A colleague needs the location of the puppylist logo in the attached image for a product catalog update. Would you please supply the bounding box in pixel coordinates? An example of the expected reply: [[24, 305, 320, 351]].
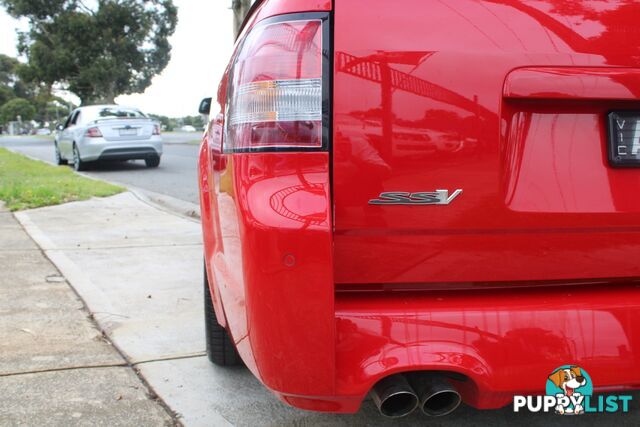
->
[[513, 365, 633, 415]]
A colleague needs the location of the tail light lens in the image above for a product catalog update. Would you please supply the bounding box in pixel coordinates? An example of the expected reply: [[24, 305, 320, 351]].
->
[[85, 127, 103, 138], [153, 124, 161, 135], [225, 14, 329, 152]]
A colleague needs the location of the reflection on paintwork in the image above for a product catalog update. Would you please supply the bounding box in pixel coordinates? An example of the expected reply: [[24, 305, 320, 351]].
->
[[504, 111, 618, 213], [333, 0, 640, 286], [234, 155, 329, 230]]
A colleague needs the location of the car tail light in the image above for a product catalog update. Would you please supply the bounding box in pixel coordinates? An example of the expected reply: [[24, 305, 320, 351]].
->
[[225, 13, 330, 152], [153, 124, 161, 135], [85, 127, 103, 138]]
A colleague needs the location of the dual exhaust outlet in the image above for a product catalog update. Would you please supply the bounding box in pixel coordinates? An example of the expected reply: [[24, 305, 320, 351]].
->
[[371, 373, 462, 418]]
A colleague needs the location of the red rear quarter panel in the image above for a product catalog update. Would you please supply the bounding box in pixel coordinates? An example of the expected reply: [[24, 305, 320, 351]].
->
[[199, 0, 336, 397]]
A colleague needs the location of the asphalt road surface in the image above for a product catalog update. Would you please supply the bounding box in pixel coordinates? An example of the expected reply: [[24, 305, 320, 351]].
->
[[0, 135, 201, 204]]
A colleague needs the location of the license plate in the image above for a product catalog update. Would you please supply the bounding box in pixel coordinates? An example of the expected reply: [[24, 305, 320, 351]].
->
[[118, 128, 138, 136], [608, 111, 640, 167]]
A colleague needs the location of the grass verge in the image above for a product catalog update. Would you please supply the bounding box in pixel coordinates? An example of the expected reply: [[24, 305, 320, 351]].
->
[[0, 148, 124, 211]]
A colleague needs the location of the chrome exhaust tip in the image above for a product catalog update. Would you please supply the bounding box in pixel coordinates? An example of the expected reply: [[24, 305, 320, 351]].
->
[[408, 373, 462, 416], [371, 374, 419, 418]]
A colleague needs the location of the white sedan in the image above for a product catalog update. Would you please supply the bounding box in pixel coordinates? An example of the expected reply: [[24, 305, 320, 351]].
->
[[55, 105, 163, 171]]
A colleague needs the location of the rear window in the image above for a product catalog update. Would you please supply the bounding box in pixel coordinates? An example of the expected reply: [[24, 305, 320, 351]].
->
[[82, 107, 147, 123], [96, 107, 146, 119]]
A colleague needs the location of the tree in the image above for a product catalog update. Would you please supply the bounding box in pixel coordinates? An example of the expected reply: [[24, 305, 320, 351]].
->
[[2, 0, 178, 105], [0, 86, 13, 106], [0, 98, 36, 124], [0, 54, 19, 86], [0, 54, 21, 106], [0, 53, 72, 126]]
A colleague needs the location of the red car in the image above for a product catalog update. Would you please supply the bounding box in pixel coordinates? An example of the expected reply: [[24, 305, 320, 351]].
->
[[198, 0, 640, 418]]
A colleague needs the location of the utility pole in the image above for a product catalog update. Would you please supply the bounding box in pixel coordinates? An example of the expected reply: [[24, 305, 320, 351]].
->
[[231, 0, 253, 38]]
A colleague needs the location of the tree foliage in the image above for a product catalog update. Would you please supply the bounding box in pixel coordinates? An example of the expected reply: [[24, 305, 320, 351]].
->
[[0, 54, 20, 86], [0, 54, 31, 112], [0, 98, 36, 123], [2, 0, 178, 105], [0, 53, 77, 129], [0, 86, 13, 106], [0, 54, 31, 100]]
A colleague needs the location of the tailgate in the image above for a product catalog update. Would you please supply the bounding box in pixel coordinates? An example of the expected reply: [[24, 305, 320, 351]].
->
[[332, 0, 640, 287]]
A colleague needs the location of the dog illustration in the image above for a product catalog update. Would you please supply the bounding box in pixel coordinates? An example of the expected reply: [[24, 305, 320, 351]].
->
[[548, 366, 587, 414]]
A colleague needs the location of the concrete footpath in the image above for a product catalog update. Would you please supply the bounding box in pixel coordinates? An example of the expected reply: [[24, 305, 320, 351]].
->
[[0, 202, 174, 426], [10, 193, 640, 427]]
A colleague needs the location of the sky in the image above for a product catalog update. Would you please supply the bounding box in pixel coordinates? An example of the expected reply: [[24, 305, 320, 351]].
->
[[0, 1, 236, 118]]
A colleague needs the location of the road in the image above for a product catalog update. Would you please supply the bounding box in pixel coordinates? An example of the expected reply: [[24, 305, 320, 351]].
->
[[0, 134, 201, 204]]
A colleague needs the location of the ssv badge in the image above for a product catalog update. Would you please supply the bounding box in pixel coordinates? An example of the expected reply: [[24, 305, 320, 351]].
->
[[369, 189, 463, 205]]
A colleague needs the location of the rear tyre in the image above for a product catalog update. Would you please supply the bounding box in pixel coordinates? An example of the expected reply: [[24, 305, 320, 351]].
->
[[204, 262, 242, 366], [54, 143, 67, 165], [145, 155, 161, 168], [72, 143, 88, 171]]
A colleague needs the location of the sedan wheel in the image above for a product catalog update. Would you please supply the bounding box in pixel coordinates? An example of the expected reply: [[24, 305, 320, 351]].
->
[[145, 155, 161, 168], [73, 144, 88, 171]]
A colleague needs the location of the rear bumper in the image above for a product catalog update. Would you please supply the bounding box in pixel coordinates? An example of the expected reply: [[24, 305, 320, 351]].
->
[[97, 147, 161, 161], [78, 136, 162, 161], [260, 283, 640, 413], [331, 284, 640, 411]]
